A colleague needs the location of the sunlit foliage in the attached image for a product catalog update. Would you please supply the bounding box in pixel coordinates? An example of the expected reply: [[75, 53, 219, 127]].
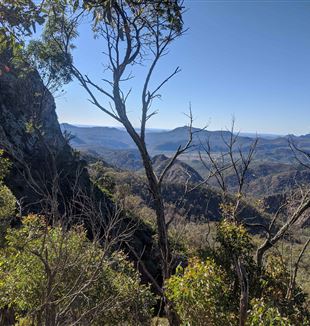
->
[[0, 215, 155, 325], [166, 258, 234, 326]]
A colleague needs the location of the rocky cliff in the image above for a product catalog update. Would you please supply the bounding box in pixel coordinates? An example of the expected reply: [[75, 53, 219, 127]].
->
[[0, 64, 99, 216]]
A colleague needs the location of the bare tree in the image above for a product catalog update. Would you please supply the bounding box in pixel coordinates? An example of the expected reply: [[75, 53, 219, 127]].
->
[[199, 120, 258, 220], [255, 139, 310, 270], [256, 187, 310, 269], [43, 2, 192, 323], [286, 235, 310, 300], [198, 121, 258, 326]]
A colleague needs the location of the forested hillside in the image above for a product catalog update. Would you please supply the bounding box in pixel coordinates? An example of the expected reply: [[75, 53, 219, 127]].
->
[[0, 1, 309, 325]]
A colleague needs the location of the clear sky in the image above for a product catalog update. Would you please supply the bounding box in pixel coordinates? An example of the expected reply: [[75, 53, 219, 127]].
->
[[55, 0, 310, 135]]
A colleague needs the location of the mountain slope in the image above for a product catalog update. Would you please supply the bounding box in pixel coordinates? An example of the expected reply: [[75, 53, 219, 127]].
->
[[61, 123, 134, 149], [151, 154, 203, 184]]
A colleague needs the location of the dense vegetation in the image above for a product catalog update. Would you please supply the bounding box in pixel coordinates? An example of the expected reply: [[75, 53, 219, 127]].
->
[[1, 153, 309, 325]]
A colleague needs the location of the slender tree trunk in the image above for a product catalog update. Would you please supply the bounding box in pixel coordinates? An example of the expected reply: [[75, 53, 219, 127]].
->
[[0, 307, 15, 325], [120, 122, 179, 324], [45, 303, 57, 326], [286, 237, 310, 300], [151, 188, 171, 278], [122, 121, 171, 279], [234, 256, 249, 326]]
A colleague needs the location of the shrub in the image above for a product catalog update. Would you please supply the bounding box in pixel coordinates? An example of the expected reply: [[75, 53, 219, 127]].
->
[[0, 184, 16, 220], [165, 257, 235, 325], [0, 151, 16, 247], [0, 150, 15, 220], [0, 215, 155, 325], [248, 298, 290, 326], [0, 150, 11, 182], [259, 255, 310, 324], [216, 218, 253, 257]]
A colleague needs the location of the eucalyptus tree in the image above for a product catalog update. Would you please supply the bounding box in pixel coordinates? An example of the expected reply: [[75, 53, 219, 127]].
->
[[52, 3, 189, 323]]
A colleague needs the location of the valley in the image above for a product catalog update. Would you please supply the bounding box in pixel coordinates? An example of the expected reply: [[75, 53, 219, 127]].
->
[[62, 123, 310, 198]]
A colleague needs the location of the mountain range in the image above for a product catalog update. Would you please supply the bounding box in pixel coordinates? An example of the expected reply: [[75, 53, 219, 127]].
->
[[61, 123, 310, 163]]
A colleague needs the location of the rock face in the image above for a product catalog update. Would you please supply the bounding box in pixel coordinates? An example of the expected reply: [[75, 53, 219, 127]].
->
[[0, 66, 97, 214], [0, 73, 65, 152]]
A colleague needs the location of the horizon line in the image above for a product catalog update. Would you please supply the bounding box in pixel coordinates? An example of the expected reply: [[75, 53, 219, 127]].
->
[[60, 122, 306, 137]]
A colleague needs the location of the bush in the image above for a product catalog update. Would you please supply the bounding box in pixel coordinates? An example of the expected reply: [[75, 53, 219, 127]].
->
[[248, 298, 290, 326], [259, 255, 310, 324], [0, 150, 15, 220], [165, 257, 235, 325], [0, 150, 11, 183], [0, 184, 16, 219], [0, 215, 155, 325], [0, 151, 16, 247], [216, 218, 253, 257]]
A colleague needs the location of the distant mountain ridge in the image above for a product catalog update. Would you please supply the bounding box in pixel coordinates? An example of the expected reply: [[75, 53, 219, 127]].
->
[[61, 123, 310, 164]]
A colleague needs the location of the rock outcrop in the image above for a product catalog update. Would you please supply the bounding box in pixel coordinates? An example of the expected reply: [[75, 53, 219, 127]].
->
[[0, 65, 102, 215]]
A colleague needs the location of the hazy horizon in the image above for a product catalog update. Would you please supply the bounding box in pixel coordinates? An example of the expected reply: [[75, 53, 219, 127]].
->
[[61, 122, 310, 137]]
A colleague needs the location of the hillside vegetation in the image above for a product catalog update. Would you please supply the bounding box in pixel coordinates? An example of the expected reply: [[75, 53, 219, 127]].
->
[[0, 1, 309, 325]]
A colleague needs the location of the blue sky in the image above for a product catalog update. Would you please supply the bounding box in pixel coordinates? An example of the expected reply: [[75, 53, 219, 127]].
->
[[56, 0, 310, 135]]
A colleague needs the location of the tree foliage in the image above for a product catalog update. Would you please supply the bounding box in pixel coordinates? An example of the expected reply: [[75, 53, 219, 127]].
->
[[166, 258, 234, 326], [247, 298, 290, 326], [25, 18, 77, 93], [0, 0, 45, 50]]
